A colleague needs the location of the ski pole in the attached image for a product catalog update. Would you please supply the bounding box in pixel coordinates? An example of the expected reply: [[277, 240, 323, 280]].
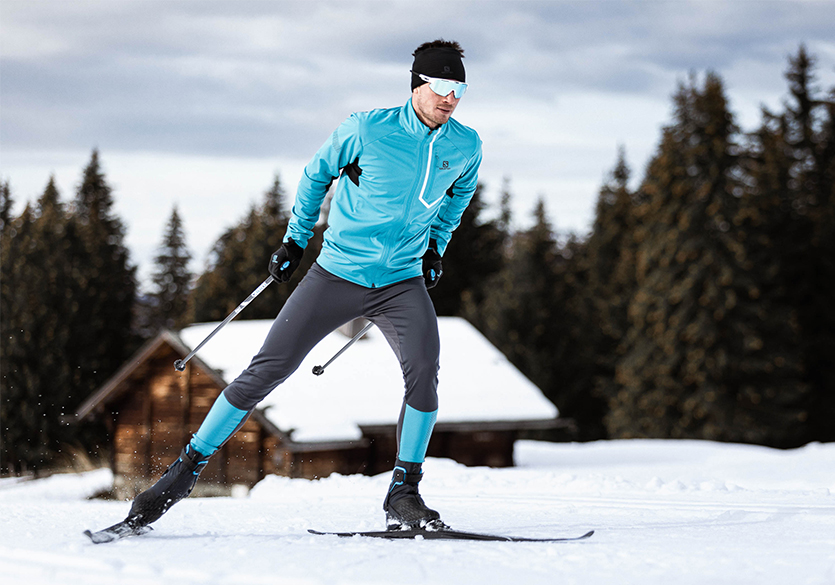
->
[[312, 321, 374, 376], [174, 276, 275, 371]]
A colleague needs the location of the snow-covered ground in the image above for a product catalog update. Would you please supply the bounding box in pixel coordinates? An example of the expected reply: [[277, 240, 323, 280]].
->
[[1, 439, 834, 585]]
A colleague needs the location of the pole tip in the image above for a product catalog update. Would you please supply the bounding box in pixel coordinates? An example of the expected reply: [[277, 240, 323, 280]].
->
[[174, 359, 186, 372], [312, 365, 324, 376]]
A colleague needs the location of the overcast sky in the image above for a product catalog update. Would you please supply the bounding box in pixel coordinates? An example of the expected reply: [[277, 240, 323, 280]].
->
[[2, 0, 834, 289]]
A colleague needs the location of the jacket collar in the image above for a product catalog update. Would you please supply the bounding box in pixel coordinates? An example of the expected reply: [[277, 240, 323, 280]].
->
[[401, 98, 447, 140]]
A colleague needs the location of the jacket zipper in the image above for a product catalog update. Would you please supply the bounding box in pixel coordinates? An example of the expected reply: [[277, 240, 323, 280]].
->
[[374, 129, 439, 286], [418, 131, 442, 208]]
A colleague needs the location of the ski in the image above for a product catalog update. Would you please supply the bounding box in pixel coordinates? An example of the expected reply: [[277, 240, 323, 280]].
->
[[84, 520, 152, 544], [308, 527, 594, 542]]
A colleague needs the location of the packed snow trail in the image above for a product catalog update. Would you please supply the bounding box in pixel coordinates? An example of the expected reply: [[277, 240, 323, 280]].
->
[[2, 440, 834, 585]]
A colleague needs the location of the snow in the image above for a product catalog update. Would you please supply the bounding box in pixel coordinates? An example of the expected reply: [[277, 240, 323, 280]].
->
[[2, 439, 834, 585], [179, 317, 558, 442]]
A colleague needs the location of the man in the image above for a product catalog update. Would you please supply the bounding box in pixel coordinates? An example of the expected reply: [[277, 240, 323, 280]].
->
[[125, 39, 481, 532]]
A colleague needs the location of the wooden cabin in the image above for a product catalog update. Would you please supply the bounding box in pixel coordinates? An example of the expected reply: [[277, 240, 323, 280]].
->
[[76, 318, 565, 497]]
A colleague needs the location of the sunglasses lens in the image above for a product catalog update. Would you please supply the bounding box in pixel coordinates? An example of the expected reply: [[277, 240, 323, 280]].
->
[[429, 79, 467, 99]]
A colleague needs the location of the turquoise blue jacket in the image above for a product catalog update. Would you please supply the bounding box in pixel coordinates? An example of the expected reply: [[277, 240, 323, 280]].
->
[[285, 99, 483, 288]]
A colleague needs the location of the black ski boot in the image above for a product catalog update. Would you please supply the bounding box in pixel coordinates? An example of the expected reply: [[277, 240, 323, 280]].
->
[[383, 462, 446, 531], [125, 444, 209, 528]]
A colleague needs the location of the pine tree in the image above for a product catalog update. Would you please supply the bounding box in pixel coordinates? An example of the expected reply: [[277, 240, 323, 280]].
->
[[245, 174, 307, 318], [0, 190, 36, 473], [582, 150, 641, 434], [585, 150, 637, 372], [190, 175, 322, 323], [782, 48, 835, 443], [0, 180, 12, 230], [463, 178, 514, 333], [189, 208, 254, 323], [497, 177, 513, 239], [608, 73, 810, 446], [65, 151, 137, 439], [472, 199, 601, 437], [742, 47, 835, 443], [2, 209, 30, 472], [150, 205, 193, 331], [1, 179, 91, 472], [475, 200, 559, 387]]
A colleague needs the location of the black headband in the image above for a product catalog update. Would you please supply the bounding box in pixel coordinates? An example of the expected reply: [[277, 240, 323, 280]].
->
[[411, 47, 466, 90]]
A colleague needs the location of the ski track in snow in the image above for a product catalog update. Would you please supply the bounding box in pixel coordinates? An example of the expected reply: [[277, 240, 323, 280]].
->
[[2, 440, 835, 585]]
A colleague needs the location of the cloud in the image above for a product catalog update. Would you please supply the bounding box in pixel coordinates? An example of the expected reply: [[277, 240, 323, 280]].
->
[[4, 1, 834, 159], [2, 0, 835, 286]]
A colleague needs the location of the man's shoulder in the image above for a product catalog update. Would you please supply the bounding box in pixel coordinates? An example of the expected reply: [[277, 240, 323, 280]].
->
[[443, 117, 482, 155], [347, 105, 403, 142], [352, 105, 402, 126], [445, 117, 480, 140]]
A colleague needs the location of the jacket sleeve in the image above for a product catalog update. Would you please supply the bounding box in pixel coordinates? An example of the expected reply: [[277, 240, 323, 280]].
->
[[429, 136, 483, 255], [285, 114, 363, 248]]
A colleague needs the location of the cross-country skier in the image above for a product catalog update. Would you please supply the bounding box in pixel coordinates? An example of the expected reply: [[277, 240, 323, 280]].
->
[[124, 39, 481, 532]]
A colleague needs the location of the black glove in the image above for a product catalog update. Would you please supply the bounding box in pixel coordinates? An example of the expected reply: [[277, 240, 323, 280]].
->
[[422, 240, 443, 289], [268, 239, 304, 283]]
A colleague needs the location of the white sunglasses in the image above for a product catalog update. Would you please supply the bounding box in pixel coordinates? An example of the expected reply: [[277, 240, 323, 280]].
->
[[413, 72, 468, 99]]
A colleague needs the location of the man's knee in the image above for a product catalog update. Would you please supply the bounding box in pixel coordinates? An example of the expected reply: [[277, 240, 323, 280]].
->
[[403, 356, 439, 412], [224, 356, 297, 409]]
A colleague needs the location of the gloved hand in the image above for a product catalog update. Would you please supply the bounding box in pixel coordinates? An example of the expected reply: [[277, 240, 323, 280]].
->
[[422, 240, 443, 289], [268, 239, 304, 283]]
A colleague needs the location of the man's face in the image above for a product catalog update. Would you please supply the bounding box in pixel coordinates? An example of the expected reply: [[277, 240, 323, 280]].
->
[[412, 82, 461, 129]]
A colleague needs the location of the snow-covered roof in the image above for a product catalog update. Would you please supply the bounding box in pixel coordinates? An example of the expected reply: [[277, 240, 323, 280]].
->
[[179, 317, 558, 443]]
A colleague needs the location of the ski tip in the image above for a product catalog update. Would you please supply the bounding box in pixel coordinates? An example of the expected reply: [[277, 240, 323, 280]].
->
[[84, 523, 153, 544], [84, 529, 115, 544]]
